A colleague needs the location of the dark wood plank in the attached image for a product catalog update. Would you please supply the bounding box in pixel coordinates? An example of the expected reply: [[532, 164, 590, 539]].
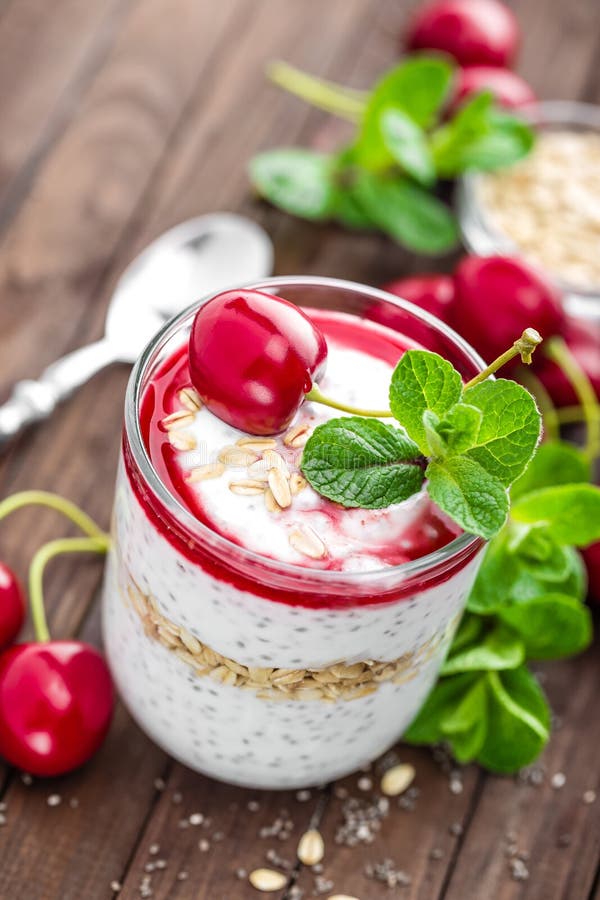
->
[[0, 0, 136, 232], [442, 641, 600, 900], [293, 749, 480, 900], [117, 769, 322, 900]]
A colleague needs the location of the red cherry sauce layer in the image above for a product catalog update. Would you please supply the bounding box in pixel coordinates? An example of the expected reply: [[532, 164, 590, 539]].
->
[[125, 310, 482, 608]]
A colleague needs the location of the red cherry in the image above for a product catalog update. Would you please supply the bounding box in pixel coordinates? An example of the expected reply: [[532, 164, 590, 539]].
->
[[382, 274, 455, 323], [451, 256, 565, 364], [189, 289, 328, 435], [453, 65, 536, 110], [582, 542, 600, 605], [533, 319, 600, 407], [0, 641, 114, 776], [0, 563, 25, 649], [405, 0, 519, 68]]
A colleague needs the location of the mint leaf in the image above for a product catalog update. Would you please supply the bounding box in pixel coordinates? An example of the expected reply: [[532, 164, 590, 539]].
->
[[440, 678, 488, 762], [300, 417, 423, 509], [423, 402, 483, 457], [389, 350, 462, 453], [332, 188, 374, 230], [512, 484, 600, 546], [479, 668, 550, 773], [351, 171, 459, 255], [442, 623, 524, 675], [379, 107, 435, 186], [249, 149, 336, 220], [498, 593, 592, 660], [510, 544, 586, 604], [403, 672, 477, 744], [462, 379, 541, 486], [468, 525, 587, 614], [510, 440, 591, 500], [512, 527, 574, 583], [449, 612, 485, 654], [431, 92, 535, 177], [355, 57, 454, 168], [426, 457, 509, 539]]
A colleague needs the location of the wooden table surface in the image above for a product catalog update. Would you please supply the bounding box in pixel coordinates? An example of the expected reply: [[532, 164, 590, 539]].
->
[[0, 1, 598, 898]]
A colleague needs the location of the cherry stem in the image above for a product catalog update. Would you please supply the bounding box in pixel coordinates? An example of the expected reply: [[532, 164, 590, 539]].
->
[[29, 536, 110, 643], [305, 383, 393, 418], [517, 366, 560, 443], [555, 404, 600, 426], [0, 490, 106, 539], [463, 328, 543, 391], [267, 60, 366, 122], [544, 336, 600, 461]]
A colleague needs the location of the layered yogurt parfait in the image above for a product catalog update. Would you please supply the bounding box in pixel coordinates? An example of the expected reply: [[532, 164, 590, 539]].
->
[[102, 276, 487, 789]]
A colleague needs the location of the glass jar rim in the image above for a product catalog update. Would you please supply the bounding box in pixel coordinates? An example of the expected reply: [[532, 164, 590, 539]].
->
[[459, 99, 600, 301], [124, 275, 487, 592]]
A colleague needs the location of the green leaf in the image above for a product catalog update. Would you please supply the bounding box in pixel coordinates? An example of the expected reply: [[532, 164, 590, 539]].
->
[[389, 350, 462, 453], [355, 57, 454, 168], [300, 417, 423, 509], [468, 525, 587, 615], [403, 672, 477, 744], [449, 612, 486, 654], [512, 527, 574, 583], [426, 457, 509, 539], [424, 402, 483, 458], [510, 545, 587, 604], [498, 593, 593, 660], [332, 187, 374, 230], [351, 170, 459, 255], [440, 678, 488, 762], [462, 379, 541, 487], [442, 623, 525, 675], [467, 528, 517, 613], [512, 484, 600, 547], [249, 149, 336, 220], [510, 440, 591, 501], [431, 92, 535, 177], [379, 107, 435, 186], [478, 668, 550, 773]]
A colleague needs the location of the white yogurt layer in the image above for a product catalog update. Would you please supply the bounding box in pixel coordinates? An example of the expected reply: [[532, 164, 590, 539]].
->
[[102, 456, 483, 788], [167, 330, 451, 572]]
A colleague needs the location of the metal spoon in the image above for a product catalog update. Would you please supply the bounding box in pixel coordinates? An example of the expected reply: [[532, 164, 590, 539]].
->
[[0, 213, 274, 444]]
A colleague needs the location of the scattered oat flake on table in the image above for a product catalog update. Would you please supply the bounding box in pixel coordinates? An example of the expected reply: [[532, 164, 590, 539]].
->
[[249, 868, 288, 891], [297, 828, 325, 866], [380, 763, 416, 797]]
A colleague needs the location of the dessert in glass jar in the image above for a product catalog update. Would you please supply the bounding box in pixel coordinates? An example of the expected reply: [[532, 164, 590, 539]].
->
[[102, 276, 486, 789]]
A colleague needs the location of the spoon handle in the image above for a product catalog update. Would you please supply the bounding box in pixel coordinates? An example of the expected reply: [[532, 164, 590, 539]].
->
[[0, 339, 117, 445]]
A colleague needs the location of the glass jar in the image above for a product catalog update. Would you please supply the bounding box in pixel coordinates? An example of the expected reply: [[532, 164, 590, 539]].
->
[[458, 100, 600, 323], [102, 276, 486, 789]]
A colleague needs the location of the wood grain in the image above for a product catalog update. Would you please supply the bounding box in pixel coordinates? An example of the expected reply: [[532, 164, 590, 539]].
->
[[0, 0, 599, 898]]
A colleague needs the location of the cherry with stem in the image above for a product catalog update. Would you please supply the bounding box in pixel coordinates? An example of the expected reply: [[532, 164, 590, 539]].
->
[[0, 492, 114, 776]]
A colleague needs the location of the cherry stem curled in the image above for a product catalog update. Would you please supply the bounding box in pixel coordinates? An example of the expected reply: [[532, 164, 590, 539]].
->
[[306, 329, 543, 420], [29, 536, 110, 643], [544, 336, 600, 461], [0, 491, 110, 642]]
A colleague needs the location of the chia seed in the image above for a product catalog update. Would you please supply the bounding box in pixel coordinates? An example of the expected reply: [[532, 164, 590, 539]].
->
[[366, 858, 412, 888], [509, 858, 530, 881]]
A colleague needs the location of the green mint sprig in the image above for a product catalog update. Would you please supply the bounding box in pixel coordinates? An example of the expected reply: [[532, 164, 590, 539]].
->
[[249, 56, 535, 255], [405, 440, 599, 773], [301, 330, 543, 541]]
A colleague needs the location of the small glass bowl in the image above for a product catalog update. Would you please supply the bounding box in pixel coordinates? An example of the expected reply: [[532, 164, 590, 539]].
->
[[457, 100, 600, 322]]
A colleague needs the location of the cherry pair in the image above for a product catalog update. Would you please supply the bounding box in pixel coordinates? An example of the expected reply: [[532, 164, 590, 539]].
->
[[0, 493, 113, 777]]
